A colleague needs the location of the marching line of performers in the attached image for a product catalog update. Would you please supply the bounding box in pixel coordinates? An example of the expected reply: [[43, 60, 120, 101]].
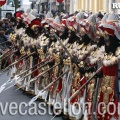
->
[[0, 8, 120, 120]]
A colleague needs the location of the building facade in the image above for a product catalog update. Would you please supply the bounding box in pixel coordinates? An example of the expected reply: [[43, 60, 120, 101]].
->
[[74, 0, 120, 14], [30, 0, 66, 14], [29, 0, 120, 14], [64, 0, 70, 12]]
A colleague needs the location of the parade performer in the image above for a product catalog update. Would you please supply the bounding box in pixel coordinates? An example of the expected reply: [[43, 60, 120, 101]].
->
[[95, 13, 120, 120]]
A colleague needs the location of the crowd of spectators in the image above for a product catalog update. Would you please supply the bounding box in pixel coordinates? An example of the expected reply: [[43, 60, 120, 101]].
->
[[0, 18, 14, 55]]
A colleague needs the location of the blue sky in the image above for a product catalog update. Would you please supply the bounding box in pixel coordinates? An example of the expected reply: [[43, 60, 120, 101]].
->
[[23, 0, 31, 5]]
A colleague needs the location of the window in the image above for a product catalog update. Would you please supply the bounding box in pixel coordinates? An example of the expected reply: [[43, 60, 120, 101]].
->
[[7, 0, 15, 7]]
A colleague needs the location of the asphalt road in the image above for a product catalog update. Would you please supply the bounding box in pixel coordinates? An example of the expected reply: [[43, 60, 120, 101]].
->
[[0, 71, 120, 120], [0, 71, 62, 120]]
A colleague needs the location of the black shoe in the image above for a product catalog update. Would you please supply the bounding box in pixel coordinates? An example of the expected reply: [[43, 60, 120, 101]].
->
[[79, 115, 84, 120], [22, 91, 27, 95], [37, 98, 45, 102], [27, 93, 34, 98], [28, 95, 34, 98], [20, 88, 24, 91], [52, 111, 63, 117], [62, 115, 70, 120]]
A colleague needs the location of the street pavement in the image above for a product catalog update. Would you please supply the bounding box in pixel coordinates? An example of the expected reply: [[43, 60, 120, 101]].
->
[[0, 71, 120, 120], [0, 71, 62, 120]]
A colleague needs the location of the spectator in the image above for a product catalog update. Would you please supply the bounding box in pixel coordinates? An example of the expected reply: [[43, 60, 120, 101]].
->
[[2, 18, 10, 31], [97, 11, 103, 20], [0, 28, 11, 51], [0, 20, 5, 30], [5, 18, 15, 36], [0, 28, 8, 51], [9, 17, 17, 28]]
